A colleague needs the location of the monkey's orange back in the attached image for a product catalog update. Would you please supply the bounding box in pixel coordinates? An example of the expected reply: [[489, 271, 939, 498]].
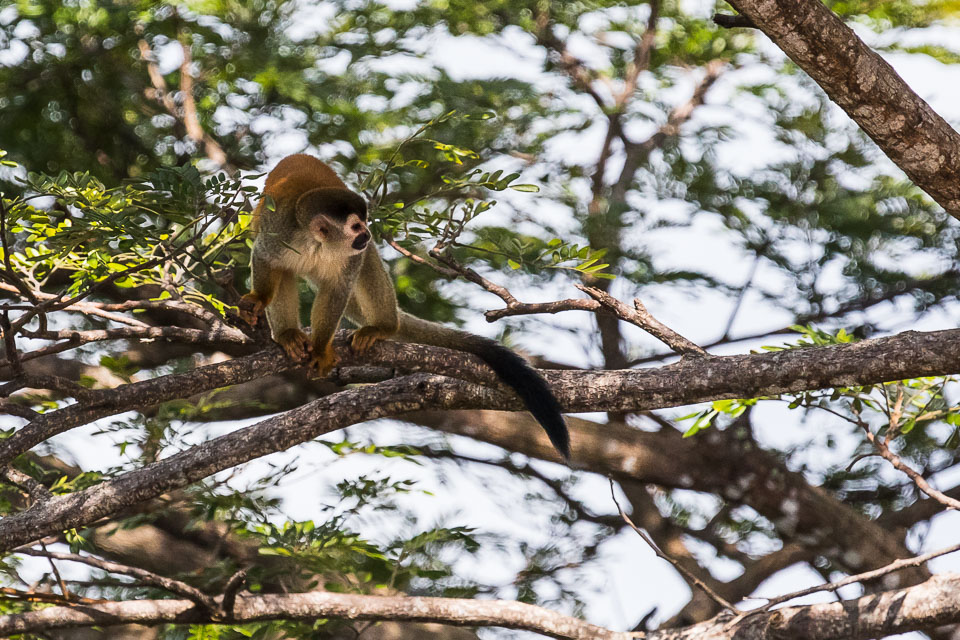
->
[[251, 154, 347, 233]]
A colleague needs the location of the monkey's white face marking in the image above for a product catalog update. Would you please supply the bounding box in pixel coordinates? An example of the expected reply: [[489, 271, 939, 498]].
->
[[305, 213, 369, 254], [271, 211, 370, 283], [343, 213, 370, 254]]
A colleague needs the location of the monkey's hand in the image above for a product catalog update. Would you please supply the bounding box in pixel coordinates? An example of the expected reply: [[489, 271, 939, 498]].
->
[[349, 326, 394, 354], [308, 341, 339, 377], [238, 293, 267, 326], [276, 328, 311, 362]]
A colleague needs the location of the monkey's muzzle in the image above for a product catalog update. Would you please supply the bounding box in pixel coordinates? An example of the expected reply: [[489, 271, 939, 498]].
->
[[351, 231, 371, 251]]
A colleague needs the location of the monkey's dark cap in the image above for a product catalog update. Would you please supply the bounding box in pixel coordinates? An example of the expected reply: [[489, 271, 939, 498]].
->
[[297, 187, 367, 221]]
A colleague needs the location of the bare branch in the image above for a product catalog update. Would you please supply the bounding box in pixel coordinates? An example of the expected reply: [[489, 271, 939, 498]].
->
[[220, 569, 247, 618], [385, 237, 459, 278], [737, 540, 960, 619], [484, 297, 601, 321], [861, 423, 960, 511], [20, 324, 248, 348], [0, 467, 50, 504], [576, 285, 707, 356], [5, 574, 960, 640], [430, 249, 519, 306], [17, 547, 220, 613], [0, 590, 638, 639], [610, 479, 737, 612]]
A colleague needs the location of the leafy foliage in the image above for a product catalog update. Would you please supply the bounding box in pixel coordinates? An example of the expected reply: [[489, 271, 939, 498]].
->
[[1, 0, 959, 635]]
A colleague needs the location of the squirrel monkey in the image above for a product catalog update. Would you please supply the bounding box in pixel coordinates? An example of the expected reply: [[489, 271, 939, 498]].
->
[[240, 154, 570, 458]]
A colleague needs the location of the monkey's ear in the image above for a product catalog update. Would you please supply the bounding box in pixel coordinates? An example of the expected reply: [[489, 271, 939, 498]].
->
[[309, 216, 331, 239]]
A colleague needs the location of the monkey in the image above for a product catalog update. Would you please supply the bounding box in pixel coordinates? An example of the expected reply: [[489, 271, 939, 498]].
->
[[239, 154, 570, 458]]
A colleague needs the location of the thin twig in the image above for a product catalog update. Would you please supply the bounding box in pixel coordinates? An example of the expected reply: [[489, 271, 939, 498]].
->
[[385, 237, 458, 278], [609, 478, 736, 612], [0, 585, 103, 605], [720, 253, 761, 340], [484, 297, 601, 322], [430, 250, 519, 307], [39, 541, 70, 602], [578, 285, 707, 357], [17, 547, 220, 613], [732, 540, 960, 622], [861, 425, 960, 510]]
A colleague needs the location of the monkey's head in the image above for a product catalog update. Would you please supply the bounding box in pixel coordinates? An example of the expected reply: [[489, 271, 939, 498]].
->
[[296, 187, 370, 253]]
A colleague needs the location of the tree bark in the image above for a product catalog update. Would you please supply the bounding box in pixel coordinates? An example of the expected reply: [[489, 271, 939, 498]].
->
[[4, 573, 960, 640], [727, 0, 960, 216]]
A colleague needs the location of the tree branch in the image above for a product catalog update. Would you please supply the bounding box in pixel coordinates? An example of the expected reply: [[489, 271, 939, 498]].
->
[[5, 327, 960, 552], [0, 590, 636, 639], [576, 285, 707, 356], [726, 0, 960, 216], [4, 574, 960, 640], [17, 547, 220, 614]]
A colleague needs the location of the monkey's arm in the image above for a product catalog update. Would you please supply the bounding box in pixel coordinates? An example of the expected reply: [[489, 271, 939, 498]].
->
[[309, 276, 354, 375], [344, 245, 400, 353]]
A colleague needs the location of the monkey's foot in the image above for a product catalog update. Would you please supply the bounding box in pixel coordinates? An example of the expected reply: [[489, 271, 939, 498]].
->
[[349, 326, 393, 354], [308, 343, 339, 377], [238, 293, 266, 326], [276, 328, 310, 362]]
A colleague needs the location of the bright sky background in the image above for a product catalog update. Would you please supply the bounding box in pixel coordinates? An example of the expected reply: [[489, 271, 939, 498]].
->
[[4, 2, 960, 637]]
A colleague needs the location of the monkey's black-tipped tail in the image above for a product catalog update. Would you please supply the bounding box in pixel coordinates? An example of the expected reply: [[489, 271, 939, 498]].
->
[[462, 336, 570, 458], [397, 313, 570, 459]]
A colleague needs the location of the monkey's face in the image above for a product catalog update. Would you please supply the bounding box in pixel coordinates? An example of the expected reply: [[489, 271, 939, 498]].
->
[[308, 213, 370, 253], [296, 187, 370, 253]]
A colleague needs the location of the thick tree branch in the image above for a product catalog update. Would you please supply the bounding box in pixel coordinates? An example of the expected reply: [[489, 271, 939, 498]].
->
[[7, 326, 960, 466], [726, 0, 960, 216], [410, 411, 920, 581], [4, 327, 960, 552], [5, 573, 960, 640], [0, 374, 491, 551], [0, 590, 634, 639]]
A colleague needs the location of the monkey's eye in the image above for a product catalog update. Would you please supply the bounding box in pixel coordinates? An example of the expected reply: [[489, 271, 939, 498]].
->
[[351, 223, 363, 232]]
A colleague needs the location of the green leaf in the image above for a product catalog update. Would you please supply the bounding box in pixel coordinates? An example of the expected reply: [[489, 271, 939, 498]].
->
[[946, 426, 960, 449]]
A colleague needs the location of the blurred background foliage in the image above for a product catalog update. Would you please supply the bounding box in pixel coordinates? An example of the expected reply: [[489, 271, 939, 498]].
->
[[2, 0, 960, 637]]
